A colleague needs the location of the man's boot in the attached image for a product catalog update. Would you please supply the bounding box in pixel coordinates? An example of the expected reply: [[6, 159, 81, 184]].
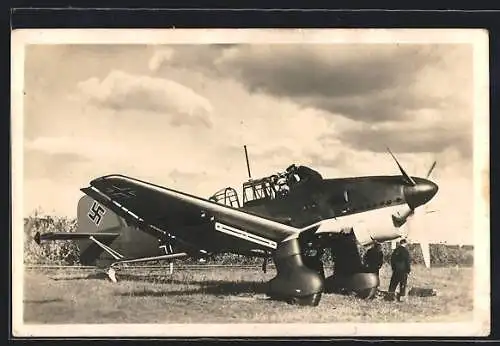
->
[[385, 292, 396, 301]]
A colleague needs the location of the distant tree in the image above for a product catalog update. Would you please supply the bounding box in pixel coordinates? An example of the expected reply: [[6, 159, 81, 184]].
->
[[24, 210, 80, 265]]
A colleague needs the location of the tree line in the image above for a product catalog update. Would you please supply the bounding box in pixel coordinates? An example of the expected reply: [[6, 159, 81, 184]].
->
[[23, 213, 473, 267]]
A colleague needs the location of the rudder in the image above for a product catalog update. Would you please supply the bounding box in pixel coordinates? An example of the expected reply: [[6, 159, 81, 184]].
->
[[76, 195, 127, 266]]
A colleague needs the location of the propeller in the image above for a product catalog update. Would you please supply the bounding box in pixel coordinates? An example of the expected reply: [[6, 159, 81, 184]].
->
[[386, 148, 439, 269], [425, 161, 437, 179], [387, 147, 416, 186], [403, 207, 432, 268], [387, 148, 438, 222]]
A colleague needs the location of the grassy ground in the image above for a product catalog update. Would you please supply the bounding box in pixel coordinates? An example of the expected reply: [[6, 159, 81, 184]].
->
[[23, 264, 473, 324]]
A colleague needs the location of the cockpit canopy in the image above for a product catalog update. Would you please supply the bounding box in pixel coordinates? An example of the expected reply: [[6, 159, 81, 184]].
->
[[209, 187, 241, 208], [242, 164, 322, 206], [208, 164, 323, 208]]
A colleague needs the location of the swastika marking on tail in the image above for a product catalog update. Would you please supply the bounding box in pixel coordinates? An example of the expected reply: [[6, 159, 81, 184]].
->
[[88, 201, 106, 226]]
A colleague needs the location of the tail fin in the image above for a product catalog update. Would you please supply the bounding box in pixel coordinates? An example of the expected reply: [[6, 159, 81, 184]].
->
[[76, 195, 166, 266], [77, 195, 125, 234], [76, 195, 128, 266], [34, 195, 175, 268]]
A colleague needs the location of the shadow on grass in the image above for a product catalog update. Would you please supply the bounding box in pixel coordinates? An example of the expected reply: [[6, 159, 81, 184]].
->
[[49, 272, 111, 281], [49, 272, 269, 285], [24, 299, 64, 304], [48, 272, 273, 299], [116, 279, 270, 298]]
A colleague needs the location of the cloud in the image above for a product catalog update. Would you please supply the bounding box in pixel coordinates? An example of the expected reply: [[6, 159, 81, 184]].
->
[[148, 48, 174, 72], [25, 136, 118, 161], [330, 110, 472, 159], [77, 70, 214, 128], [23, 137, 130, 186], [22, 132, 228, 195], [215, 45, 425, 97], [149, 44, 473, 160], [24, 148, 90, 181], [148, 45, 232, 76], [306, 151, 350, 171], [214, 44, 472, 121]]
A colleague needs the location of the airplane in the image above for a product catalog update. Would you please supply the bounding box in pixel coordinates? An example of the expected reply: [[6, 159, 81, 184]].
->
[[34, 146, 438, 306]]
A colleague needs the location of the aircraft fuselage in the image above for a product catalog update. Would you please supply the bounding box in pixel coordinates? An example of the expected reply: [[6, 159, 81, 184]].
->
[[240, 174, 437, 241]]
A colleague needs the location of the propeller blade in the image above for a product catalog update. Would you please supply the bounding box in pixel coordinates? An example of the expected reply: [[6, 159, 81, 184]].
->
[[403, 207, 432, 268], [387, 147, 416, 186], [426, 161, 437, 179], [421, 242, 431, 269]]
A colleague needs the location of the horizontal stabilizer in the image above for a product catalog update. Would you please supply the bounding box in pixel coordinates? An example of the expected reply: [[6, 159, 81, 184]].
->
[[34, 231, 120, 245]]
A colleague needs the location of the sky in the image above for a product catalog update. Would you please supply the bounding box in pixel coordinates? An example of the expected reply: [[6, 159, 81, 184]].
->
[[22, 42, 478, 244]]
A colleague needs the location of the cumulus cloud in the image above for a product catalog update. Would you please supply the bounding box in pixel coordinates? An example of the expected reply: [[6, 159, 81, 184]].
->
[[331, 111, 472, 158], [151, 44, 473, 159], [212, 44, 470, 119], [148, 45, 232, 76], [148, 48, 174, 72], [78, 70, 214, 128], [215, 45, 424, 98]]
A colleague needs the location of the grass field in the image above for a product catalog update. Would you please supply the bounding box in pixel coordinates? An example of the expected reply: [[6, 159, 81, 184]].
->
[[23, 264, 473, 324]]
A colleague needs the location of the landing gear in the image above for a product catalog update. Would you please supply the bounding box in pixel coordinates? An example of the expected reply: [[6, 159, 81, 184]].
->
[[287, 293, 323, 306], [324, 272, 379, 299], [354, 287, 378, 300], [106, 267, 118, 283], [267, 237, 324, 306], [324, 231, 380, 299]]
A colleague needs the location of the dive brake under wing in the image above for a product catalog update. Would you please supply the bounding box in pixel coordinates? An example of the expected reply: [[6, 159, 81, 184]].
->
[[80, 175, 313, 251]]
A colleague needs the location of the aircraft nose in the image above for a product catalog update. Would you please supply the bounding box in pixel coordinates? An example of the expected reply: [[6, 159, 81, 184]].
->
[[403, 179, 439, 209]]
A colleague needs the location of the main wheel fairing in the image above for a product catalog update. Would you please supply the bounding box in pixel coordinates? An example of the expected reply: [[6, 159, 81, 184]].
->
[[267, 237, 324, 306]]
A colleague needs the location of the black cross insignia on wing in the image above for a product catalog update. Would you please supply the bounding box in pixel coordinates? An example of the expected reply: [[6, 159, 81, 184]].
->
[[105, 185, 137, 199]]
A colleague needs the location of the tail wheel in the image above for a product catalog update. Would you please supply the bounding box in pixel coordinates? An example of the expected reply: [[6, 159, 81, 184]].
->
[[354, 287, 377, 300]]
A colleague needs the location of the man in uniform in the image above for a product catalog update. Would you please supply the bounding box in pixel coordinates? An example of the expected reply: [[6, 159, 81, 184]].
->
[[363, 241, 384, 276], [388, 239, 412, 302]]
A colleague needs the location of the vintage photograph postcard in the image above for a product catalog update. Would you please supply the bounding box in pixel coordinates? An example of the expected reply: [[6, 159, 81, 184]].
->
[[11, 28, 490, 337]]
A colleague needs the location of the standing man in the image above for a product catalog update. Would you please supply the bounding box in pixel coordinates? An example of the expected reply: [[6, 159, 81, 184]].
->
[[388, 239, 412, 302], [363, 241, 384, 276]]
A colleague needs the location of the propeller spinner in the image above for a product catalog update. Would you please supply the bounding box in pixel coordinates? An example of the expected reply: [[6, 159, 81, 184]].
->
[[387, 148, 439, 211]]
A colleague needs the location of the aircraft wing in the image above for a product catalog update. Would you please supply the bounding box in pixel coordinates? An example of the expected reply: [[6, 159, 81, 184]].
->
[[81, 174, 305, 250]]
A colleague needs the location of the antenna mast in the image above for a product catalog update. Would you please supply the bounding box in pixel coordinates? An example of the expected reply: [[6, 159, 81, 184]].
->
[[244, 145, 252, 179]]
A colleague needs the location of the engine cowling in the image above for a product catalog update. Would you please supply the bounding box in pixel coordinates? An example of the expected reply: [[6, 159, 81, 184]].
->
[[350, 222, 373, 246], [350, 209, 404, 245], [315, 205, 407, 246]]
